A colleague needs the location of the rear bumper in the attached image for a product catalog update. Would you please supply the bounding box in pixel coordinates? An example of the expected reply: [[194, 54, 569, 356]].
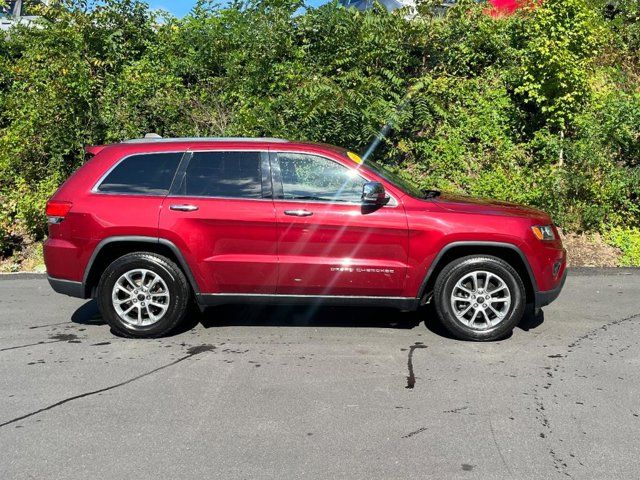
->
[[47, 276, 87, 299], [43, 237, 88, 282], [534, 268, 567, 309]]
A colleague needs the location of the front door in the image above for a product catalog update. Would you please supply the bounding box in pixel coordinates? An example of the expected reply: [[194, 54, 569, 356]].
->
[[159, 150, 278, 294], [272, 152, 409, 297]]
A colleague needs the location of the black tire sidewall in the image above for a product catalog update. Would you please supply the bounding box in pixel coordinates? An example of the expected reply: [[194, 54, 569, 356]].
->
[[434, 256, 525, 341], [97, 253, 190, 338]]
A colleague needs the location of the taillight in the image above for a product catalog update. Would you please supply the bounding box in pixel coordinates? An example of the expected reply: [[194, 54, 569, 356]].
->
[[46, 201, 72, 224]]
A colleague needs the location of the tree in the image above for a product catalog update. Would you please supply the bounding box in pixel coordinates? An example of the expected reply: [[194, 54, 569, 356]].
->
[[514, 0, 606, 165]]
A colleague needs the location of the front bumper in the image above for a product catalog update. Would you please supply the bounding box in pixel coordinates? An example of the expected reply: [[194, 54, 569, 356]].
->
[[47, 276, 87, 299], [534, 267, 567, 308]]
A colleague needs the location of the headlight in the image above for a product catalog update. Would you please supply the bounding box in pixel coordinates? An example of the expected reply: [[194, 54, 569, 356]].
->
[[531, 225, 556, 241]]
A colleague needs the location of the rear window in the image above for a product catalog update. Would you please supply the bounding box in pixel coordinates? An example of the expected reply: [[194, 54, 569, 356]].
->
[[97, 153, 183, 195], [177, 151, 263, 199]]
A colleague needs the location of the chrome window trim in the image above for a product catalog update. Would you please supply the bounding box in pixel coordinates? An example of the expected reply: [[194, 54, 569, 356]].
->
[[271, 150, 399, 208], [166, 194, 274, 202], [270, 197, 398, 208], [89, 191, 170, 198], [168, 149, 268, 201], [90, 147, 400, 208], [185, 148, 269, 153]]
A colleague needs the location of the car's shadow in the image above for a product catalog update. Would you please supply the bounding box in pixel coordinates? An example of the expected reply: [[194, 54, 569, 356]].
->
[[71, 299, 105, 325], [71, 299, 544, 340], [198, 304, 422, 330]]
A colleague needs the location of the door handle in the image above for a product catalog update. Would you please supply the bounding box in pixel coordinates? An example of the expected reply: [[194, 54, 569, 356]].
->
[[284, 209, 313, 217], [170, 204, 199, 212]]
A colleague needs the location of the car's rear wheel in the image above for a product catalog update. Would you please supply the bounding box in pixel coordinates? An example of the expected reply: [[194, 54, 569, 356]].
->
[[433, 255, 526, 341], [96, 252, 190, 338]]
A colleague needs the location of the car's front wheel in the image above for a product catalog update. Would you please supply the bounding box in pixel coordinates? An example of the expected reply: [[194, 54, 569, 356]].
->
[[433, 255, 526, 341], [96, 252, 191, 338]]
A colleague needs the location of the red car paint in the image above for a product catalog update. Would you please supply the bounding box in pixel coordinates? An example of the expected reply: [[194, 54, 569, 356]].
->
[[44, 138, 566, 308], [487, 0, 535, 16], [490, 0, 521, 13]]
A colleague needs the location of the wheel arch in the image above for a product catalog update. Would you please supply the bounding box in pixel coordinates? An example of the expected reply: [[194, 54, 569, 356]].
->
[[418, 242, 537, 304], [83, 236, 199, 298]]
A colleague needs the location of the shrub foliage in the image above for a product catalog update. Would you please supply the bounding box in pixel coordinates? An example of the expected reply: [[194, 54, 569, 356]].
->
[[0, 0, 638, 255]]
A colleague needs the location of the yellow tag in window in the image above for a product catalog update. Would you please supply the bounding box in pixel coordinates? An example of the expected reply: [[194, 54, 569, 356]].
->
[[347, 151, 363, 164]]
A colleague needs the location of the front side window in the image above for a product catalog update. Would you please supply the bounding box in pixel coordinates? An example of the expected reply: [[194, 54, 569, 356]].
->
[[97, 152, 183, 195], [278, 153, 366, 203], [178, 151, 263, 199]]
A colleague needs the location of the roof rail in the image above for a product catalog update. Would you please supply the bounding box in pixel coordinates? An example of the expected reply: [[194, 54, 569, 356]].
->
[[122, 135, 290, 144]]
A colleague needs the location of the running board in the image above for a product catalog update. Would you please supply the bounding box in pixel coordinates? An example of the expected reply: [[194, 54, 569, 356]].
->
[[196, 293, 419, 311]]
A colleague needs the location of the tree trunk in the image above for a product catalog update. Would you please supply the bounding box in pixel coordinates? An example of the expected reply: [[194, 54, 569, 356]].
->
[[558, 129, 564, 168]]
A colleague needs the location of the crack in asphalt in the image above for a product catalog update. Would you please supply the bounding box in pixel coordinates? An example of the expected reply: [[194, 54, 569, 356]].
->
[[1, 333, 81, 353], [489, 415, 515, 479], [28, 322, 70, 330], [0, 344, 216, 429], [567, 312, 640, 350], [534, 311, 640, 478], [402, 426, 428, 439], [405, 342, 427, 389], [0, 339, 65, 352]]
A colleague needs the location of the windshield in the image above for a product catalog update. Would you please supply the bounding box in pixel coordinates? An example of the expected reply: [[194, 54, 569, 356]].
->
[[363, 159, 436, 199]]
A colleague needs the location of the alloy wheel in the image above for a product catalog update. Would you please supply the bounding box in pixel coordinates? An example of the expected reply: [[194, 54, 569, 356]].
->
[[111, 268, 171, 327], [449, 270, 512, 330]]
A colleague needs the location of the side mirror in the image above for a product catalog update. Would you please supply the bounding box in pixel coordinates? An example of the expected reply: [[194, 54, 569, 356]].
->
[[362, 182, 389, 206]]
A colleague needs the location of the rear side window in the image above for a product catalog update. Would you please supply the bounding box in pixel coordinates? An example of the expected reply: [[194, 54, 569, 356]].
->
[[177, 151, 263, 199], [97, 153, 183, 195]]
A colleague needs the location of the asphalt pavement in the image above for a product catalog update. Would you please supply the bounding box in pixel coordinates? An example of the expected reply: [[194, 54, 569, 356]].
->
[[1, 269, 639, 479]]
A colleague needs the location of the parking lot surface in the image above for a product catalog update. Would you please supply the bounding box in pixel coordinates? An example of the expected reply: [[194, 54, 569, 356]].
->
[[1, 270, 639, 479]]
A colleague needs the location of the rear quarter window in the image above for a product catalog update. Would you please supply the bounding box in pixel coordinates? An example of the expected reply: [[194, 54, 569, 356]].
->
[[97, 152, 183, 195]]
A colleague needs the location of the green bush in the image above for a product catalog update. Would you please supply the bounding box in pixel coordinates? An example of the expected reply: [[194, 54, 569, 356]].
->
[[604, 228, 640, 266], [0, 0, 638, 258]]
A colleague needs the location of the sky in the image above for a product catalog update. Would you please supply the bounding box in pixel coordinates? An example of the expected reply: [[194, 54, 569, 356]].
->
[[149, 0, 328, 17]]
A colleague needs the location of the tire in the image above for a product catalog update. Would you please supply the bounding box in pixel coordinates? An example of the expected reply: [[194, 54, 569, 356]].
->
[[96, 252, 191, 338], [433, 255, 526, 342]]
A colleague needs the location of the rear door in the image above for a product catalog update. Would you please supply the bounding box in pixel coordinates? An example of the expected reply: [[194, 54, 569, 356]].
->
[[272, 151, 409, 297], [91, 151, 185, 241], [159, 149, 278, 294]]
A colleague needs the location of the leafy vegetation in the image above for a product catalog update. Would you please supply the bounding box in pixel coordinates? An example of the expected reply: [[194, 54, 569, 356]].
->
[[0, 0, 638, 264], [605, 227, 640, 266]]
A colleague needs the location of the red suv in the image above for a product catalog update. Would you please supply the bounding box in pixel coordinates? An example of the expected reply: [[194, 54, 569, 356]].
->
[[44, 137, 566, 341]]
